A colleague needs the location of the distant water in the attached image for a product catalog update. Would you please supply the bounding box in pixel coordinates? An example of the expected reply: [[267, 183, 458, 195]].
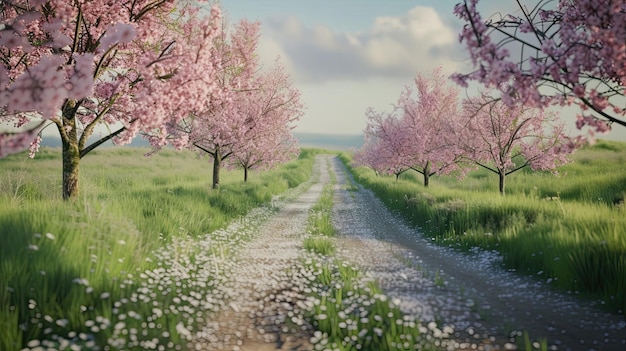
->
[[293, 132, 363, 150], [40, 133, 363, 151]]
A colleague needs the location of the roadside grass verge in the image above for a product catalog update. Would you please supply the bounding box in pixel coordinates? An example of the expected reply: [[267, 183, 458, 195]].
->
[[302, 255, 447, 351], [303, 236, 336, 256], [306, 159, 338, 238], [339, 140, 626, 314], [0, 147, 319, 350], [301, 158, 446, 350]]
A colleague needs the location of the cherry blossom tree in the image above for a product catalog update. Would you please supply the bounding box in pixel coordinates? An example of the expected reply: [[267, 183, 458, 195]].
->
[[398, 67, 465, 187], [181, 19, 261, 189], [0, 0, 222, 199], [352, 130, 392, 176], [352, 138, 382, 174], [459, 92, 579, 195], [452, 0, 626, 136], [360, 107, 412, 180], [177, 19, 303, 189], [230, 62, 303, 182], [355, 68, 465, 186], [234, 135, 299, 182]]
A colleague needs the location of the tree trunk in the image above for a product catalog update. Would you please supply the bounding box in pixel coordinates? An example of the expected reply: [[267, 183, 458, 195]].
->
[[499, 171, 506, 195], [212, 146, 221, 189], [62, 140, 81, 200], [61, 105, 80, 200], [423, 162, 430, 187], [244, 166, 249, 182]]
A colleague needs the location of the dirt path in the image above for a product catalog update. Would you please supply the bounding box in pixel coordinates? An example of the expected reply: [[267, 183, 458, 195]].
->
[[330, 157, 626, 351], [191, 155, 331, 351], [189, 155, 625, 351]]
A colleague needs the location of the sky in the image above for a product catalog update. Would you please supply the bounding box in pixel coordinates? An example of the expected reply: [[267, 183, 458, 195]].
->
[[218, 0, 626, 141]]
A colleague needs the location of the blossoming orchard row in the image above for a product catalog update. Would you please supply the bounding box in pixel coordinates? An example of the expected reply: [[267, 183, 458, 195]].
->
[[353, 68, 579, 195], [0, 0, 302, 199]]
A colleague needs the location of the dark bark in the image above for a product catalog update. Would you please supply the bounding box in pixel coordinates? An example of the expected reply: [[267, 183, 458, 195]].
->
[[212, 146, 221, 189], [61, 142, 80, 200], [80, 123, 130, 158], [244, 166, 249, 182], [499, 171, 506, 196], [423, 162, 430, 187], [61, 105, 80, 200]]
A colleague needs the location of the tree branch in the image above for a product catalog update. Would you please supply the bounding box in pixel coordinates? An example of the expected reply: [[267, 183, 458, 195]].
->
[[80, 119, 136, 159], [193, 142, 215, 156]]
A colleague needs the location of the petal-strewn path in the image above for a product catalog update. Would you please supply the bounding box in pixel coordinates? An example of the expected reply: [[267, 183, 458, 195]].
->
[[192, 155, 331, 350], [191, 155, 626, 351], [330, 157, 626, 351]]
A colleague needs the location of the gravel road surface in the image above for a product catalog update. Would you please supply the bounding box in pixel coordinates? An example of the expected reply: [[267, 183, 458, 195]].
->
[[191, 155, 626, 351], [330, 156, 626, 351]]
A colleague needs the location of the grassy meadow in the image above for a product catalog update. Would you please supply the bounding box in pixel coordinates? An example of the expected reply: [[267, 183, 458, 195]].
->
[[340, 140, 626, 315], [0, 146, 318, 350], [2, 139, 625, 350]]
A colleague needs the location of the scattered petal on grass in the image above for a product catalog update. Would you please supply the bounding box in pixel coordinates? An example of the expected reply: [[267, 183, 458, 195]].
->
[[72, 278, 89, 286], [100, 292, 111, 300], [176, 322, 191, 337]]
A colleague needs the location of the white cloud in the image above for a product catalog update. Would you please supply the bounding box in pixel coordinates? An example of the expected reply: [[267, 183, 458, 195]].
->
[[312, 25, 336, 50], [257, 35, 296, 73], [281, 16, 303, 38], [264, 6, 463, 83], [372, 16, 404, 34]]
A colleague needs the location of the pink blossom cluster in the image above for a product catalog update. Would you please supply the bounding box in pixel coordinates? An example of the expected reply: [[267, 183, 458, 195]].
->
[[135, 5, 223, 150], [98, 24, 137, 54], [2, 56, 66, 119], [0, 122, 44, 158], [0, 0, 230, 158], [229, 62, 303, 173], [452, 0, 626, 135], [354, 68, 465, 184], [170, 18, 303, 180], [457, 92, 579, 193]]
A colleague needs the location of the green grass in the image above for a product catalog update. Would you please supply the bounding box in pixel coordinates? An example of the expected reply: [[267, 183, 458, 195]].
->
[[303, 236, 336, 255], [307, 187, 337, 237], [302, 256, 444, 351], [306, 159, 338, 237], [340, 140, 626, 315], [0, 146, 319, 350]]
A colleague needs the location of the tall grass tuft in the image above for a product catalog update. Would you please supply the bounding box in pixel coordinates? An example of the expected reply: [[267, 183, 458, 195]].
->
[[302, 256, 446, 351], [339, 140, 626, 314], [306, 158, 337, 237], [303, 236, 336, 256]]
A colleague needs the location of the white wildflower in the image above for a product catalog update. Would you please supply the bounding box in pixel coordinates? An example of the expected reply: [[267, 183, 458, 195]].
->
[[176, 322, 191, 337], [72, 278, 89, 286]]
